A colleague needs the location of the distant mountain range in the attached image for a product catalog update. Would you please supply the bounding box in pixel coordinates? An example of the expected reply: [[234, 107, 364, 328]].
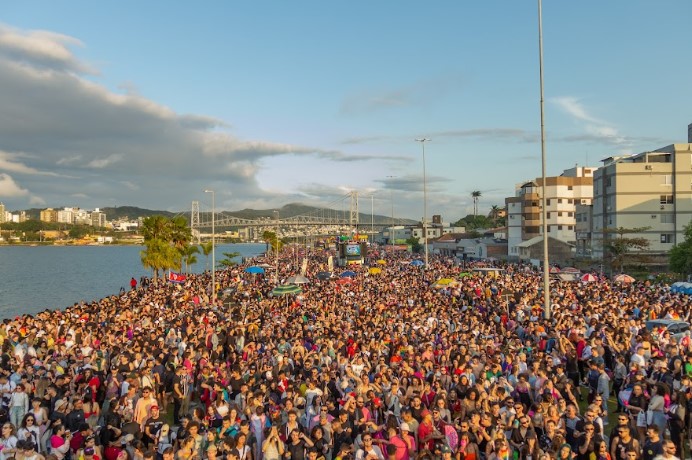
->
[[22, 204, 417, 226]]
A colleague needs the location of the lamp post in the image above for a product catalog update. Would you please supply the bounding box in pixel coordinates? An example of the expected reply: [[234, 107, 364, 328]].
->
[[204, 189, 216, 304], [386, 175, 397, 248], [537, 0, 550, 319], [273, 210, 280, 283], [415, 138, 430, 268], [370, 194, 374, 245]]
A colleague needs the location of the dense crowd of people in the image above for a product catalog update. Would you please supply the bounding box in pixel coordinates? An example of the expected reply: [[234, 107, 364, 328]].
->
[[0, 248, 691, 460]]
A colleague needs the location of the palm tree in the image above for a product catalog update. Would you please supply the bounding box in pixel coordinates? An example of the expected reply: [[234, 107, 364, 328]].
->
[[471, 191, 482, 217], [200, 241, 214, 271], [181, 245, 200, 273]]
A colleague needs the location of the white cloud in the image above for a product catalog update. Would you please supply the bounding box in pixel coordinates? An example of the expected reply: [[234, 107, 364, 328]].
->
[[0, 173, 29, 197], [551, 96, 628, 146], [0, 22, 398, 211]]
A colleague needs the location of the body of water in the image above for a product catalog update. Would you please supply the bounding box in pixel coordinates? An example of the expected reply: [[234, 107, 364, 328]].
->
[[0, 243, 266, 318]]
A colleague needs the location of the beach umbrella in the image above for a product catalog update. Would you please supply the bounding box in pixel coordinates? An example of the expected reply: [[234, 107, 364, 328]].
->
[[336, 277, 353, 285], [549, 266, 561, 273], [316, 271, 332, 280], [614, 274, 636, 284], [581, 273, 598, 283], [376, 259, 387, 265], [435, 278, 456, 285], [340, 271, 357, 278], [258, 263, 274, 268], [368, 267, 382, 275], [286, 274, 310, 284], [562, 267, 580, 273], [271, 284, 302, 296], [458, 272, 473, 278], [245, 266, 265, 274], [410, 260, 424, 267]]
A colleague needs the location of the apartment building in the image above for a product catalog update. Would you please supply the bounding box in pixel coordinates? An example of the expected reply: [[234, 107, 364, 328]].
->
[[506, 166, 595, 259], [39, 208, 58, 223], [590, 135, 692, 262]]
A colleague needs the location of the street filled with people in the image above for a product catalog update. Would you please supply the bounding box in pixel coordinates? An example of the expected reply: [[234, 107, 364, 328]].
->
[[0, 248, 691, 460]]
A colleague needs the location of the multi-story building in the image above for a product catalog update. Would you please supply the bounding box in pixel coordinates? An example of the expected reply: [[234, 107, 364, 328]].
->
[[91, 208, 107, 228], [39, 208, 58, 223], [0, 202, 5, 223], [57, 207, 76, 224], [591, 131, 692, 263], [506, 166, 595, 259]]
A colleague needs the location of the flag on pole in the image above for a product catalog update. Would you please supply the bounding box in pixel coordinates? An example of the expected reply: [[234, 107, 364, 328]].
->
[[168, 271, 187, 283]]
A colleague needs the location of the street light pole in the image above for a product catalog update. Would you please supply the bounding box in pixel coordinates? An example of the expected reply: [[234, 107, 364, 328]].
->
[[415, 138, 430, 268], [273, 210, 279, 283], [371, 194, 374, 245], [386, 175, 397, 248], [204, 189, 215, 304], [538, 0, 550, 319]]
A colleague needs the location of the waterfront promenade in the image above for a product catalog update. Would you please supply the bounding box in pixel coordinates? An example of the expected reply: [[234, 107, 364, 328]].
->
[[0, 250, 690, 460]]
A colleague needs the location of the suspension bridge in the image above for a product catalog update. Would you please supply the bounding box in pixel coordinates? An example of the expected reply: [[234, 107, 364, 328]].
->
[[189, 191, 399, 243]]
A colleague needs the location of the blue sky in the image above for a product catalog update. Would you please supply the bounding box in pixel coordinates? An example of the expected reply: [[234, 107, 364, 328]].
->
[[0, 1, 690, 221]]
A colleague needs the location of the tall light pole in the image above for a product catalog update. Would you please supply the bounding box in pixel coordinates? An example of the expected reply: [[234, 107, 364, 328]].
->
[[273, 210, 280, 283], [415, 138, 430, 268], [204, 189, 216, 304], [538, 0, 550, 319], [370, 194, 374, 245], [386, 176, 397, 248]]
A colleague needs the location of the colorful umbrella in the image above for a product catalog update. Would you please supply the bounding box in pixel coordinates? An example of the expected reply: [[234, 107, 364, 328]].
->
[[435, 278, 456, 285], [410, 260, 424, 266], [335, 277, 353, 285], [286, 274, 310, 284], [245, 266, 265, 274], [271, 284, 302, 296], [581, 273, 598, 283], [549, 266, 561, 273], [376, 259, 387, 265], [458, 272, 473, 278], [368, 267, 382, 275], [340, 271, 357, 278], [316, 271, 332, 280], [614, 274, 636, 283], [562, 267, 580, 273]]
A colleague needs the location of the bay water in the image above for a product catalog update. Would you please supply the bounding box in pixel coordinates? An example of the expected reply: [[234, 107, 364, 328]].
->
[[0, 243, 266, 318]]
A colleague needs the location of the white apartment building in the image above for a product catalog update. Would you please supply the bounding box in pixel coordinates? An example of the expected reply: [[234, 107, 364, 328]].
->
[[57, 207, 76, 224], [506, 166, 595, 259], [591, 137, 692, 262]]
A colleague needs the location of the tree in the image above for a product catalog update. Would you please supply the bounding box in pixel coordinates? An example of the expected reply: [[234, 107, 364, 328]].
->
[[200, 241, 214, 271], [454, 214, 493, 231], [218, 251, 241, 268], [670, 223, 692, 276], [139, 215, 192, 280], [262, 231, 283, 254], [471, 191, 482, 217], [603, 226, 651, 274], [406, 236, 422, 253], [181, 244, 200, 273]]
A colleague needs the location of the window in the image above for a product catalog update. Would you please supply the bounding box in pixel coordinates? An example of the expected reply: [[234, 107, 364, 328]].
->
[[568, 212, 574, 217], [557, 225, 563, 230], [546, 199, 551, 206], [662, 175, 672, 185], [661, 214, 674, 224], [661, 234, 673, 244], [558, 199, 563, 204], [660, 195, 674, 204], [606, 177, 612, 187], [568, 225, 574, 230], [568, 185, 573, 190], [558, 212, 563, 217], [546, 212, 551, 219]]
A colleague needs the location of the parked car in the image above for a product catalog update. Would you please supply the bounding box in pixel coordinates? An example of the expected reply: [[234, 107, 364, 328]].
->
[[645, 319, 690, 340]]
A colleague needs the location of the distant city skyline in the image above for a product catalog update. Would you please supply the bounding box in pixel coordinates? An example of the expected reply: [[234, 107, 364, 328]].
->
[[0, 2, 690, 221]]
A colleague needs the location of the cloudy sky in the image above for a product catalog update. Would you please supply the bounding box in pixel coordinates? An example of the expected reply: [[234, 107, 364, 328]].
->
[[0, 1, 690, 221]]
